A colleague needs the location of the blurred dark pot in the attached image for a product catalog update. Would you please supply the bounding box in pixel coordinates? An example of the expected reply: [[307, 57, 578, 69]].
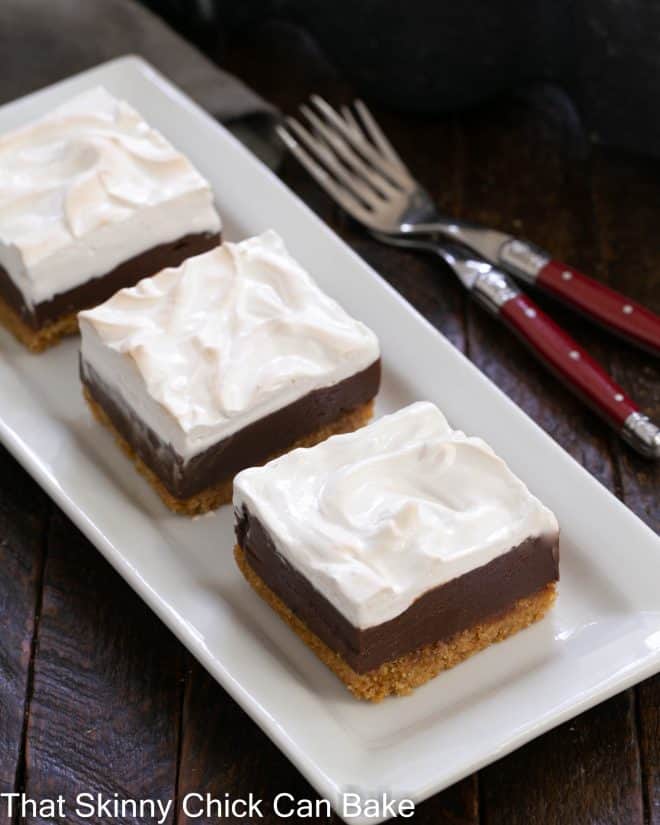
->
[[217, 0, 660, 157]]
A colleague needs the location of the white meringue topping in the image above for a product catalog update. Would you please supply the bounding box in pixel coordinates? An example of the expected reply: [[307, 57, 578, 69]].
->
[[0, 86, 220, 305], [234, 402, 559, 628], [79, 230, 380, 460]]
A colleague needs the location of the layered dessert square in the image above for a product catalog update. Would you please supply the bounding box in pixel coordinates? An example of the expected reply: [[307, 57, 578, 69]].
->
[[0, 87, 221, 351], [79, 230, 381, 514], [233, 402, 559, 701]]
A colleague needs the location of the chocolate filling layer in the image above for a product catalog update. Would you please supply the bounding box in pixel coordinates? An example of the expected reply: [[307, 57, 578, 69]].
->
[[81, 359, 381, 500], [0, 231, 221, 329], [236, 508, 559, 673]]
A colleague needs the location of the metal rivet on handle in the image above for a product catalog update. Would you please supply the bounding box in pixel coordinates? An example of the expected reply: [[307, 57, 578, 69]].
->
[[524, 307, 537, 318], [614, 393, 624, 401], [622, 304, 633, 314], [569, 350, 580, 360], [562, 270, 573, 281]]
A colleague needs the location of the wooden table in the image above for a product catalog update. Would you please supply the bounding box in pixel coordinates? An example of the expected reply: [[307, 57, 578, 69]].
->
[[1, 19, 658, 825]]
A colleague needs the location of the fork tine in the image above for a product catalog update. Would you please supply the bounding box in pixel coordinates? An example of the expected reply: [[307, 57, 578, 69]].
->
[[310, 95, 415, 190], [299, 104, 399, 198], [354, 99, 409, 170], [340, 104, 361, 135], [275, 125, 375, 225], [285, 116, 383, 208]]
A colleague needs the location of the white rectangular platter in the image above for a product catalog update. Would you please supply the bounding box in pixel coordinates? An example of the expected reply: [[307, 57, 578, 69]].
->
[[1, 57, 659, 824]]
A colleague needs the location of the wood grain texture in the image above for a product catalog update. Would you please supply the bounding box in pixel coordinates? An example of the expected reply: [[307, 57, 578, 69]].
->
[[589, 146, 660, 825], [21, 510, 185, 825], [450, 79, 647, 825], [178, 661, 479, 825], [0, 15, 657, 825], [456, 86, 620, 481], [0, 448, 49, 825], [479, 692, 644, 825], [590, 148, 660, 532], [638, 678, 660, 825], [177, 661, 343, 825]]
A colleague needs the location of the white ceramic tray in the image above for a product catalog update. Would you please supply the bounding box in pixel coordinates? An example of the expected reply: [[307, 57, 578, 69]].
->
[[0, 57, 658, 824]]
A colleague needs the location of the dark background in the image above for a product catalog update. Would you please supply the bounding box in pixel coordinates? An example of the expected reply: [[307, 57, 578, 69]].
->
[[138, 0, 660, 157]]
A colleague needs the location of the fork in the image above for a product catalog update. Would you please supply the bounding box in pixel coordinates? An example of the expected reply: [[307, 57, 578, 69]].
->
[[277, 98, 660, 458], [284, 97, 660, 359]]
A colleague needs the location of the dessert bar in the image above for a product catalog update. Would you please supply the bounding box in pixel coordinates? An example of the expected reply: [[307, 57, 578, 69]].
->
[[233, 402, 559, 701], [79, 230, 380, 514], [0, 87, 221, 350]]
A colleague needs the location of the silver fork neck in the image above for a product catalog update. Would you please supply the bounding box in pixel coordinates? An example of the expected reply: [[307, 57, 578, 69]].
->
[[401, 220, 551, 282], [400, 220, 513, 266]]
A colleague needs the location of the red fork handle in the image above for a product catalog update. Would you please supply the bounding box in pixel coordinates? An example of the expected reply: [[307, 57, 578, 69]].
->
[[444, 245, 660, 455], [536, 260, 660, 357], [494, 291, 659, 456], [466, 258, 660, 456], [500, 293, 638, 427]]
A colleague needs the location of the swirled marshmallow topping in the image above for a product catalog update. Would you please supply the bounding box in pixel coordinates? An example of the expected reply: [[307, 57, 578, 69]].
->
[[234, 402, 559, 628], [79, 230, 380, 460], [0, 87, 220, 305]]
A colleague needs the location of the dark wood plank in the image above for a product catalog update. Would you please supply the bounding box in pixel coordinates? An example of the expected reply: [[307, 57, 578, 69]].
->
[[590, 145, 660, 825], [480, 691, 644, 825], [22, 510, 185, 825], [177, 661, 343, 825], [178, 695, 477, 825], [454, 85, 647, 824], [178, 662, 479, 825], [638, 677, 660, 825], [458, 86, 620, 482], [410, 776, 478, 825], [590, 147, 660, 532], [0, 449, 49, 825]]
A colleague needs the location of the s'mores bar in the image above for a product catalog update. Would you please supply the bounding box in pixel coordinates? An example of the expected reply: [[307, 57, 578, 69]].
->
[[233, 402, 559, 701], [79, 230, 381, 514], [0, 87, 221, 351]]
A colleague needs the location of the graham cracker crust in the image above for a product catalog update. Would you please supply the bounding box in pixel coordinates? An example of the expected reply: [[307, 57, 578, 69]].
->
[[235, 544, 557, 702], [84, 386, 374, 516], [0, 292, 78, 352]]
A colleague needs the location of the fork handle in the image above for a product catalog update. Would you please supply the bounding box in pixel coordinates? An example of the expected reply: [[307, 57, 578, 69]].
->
[[472, 271, 660, 457], [498, 241, 660, 357], [538, 260, 660, 356]]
